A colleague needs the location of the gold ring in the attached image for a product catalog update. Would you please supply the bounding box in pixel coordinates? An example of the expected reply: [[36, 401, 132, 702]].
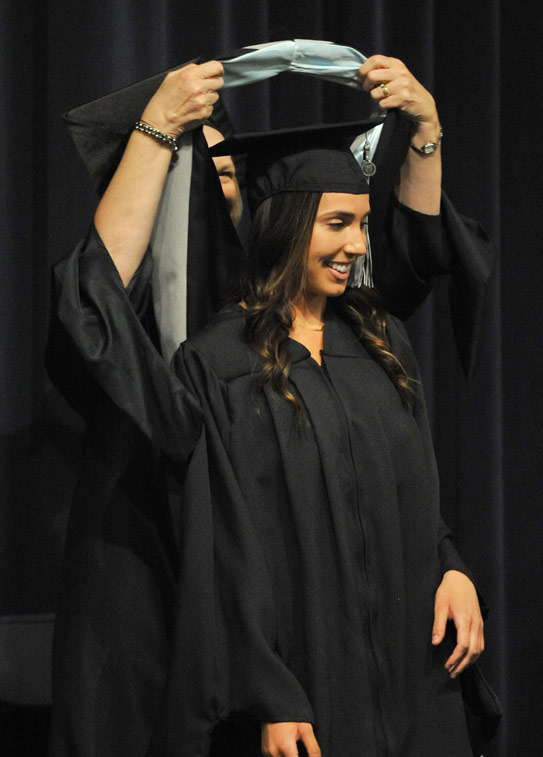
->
[[380, 83, 390, 97]]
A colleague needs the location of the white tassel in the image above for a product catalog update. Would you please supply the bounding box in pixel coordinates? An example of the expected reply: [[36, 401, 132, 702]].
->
[[348, 226, 373, 288]]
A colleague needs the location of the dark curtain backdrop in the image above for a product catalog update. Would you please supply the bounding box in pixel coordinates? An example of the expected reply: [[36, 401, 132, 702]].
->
[[2, 1, 542, 755]]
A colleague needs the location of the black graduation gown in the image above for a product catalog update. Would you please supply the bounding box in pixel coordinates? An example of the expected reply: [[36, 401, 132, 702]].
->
[[48, 232, 476, 757]]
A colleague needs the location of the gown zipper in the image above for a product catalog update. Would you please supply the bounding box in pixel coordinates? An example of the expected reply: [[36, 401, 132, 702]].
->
[[320, 352, 393, 757]]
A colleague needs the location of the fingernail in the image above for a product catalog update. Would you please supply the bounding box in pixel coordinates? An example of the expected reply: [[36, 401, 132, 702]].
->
[[432, 634, 440, 643]]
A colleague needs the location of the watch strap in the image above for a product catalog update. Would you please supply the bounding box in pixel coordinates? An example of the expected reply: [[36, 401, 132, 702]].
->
[[409, 125, 443, 155]]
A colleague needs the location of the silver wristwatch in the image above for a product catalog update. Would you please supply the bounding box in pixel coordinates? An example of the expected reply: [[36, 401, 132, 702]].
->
[[409, 126, 443, 155]]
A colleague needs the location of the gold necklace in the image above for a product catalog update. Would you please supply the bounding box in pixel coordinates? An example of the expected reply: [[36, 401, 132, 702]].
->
[[294, 317, 325, 332]]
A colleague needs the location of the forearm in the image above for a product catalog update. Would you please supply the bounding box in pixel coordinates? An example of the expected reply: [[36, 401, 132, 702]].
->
[[94, 129, 173, 287], [396, 116, 442, 214]]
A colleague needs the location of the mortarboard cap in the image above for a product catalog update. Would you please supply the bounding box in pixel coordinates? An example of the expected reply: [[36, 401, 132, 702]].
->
[[210, 118, 385, 215]]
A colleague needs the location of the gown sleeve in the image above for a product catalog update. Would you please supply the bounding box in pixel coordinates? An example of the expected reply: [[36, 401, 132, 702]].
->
[[386, 315, 477, 584], [376, 192, 496, 377], [156, 343, 316, 733], [47, 224, 202, 468]]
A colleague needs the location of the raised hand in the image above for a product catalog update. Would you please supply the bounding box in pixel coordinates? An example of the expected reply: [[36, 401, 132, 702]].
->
[[141, 60, 224, 136], [357, 54, 438, 134]]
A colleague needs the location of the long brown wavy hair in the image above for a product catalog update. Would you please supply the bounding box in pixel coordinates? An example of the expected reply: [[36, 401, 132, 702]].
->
[[240, 190, 415, 412]]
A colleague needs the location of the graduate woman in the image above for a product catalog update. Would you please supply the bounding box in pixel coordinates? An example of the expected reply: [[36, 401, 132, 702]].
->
[[49, 55, 492, 757]]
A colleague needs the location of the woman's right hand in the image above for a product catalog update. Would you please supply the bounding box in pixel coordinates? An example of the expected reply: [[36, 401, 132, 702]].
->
[[261, 721, 321, 757], [141, 59, 224, 137]]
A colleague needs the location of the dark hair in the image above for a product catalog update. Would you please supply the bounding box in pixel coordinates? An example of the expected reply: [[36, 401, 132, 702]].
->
[[240, 191, 415, 413]]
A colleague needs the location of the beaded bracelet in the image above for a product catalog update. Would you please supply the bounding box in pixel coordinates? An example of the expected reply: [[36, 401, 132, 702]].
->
[[134, 120, 180, 152]]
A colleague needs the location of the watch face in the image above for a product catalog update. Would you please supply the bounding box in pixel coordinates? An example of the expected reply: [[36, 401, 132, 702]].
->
[[422, 143, 436, 154]]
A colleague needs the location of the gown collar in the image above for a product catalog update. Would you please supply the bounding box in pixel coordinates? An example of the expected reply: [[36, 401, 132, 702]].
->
[[287, 299, 371, 365]]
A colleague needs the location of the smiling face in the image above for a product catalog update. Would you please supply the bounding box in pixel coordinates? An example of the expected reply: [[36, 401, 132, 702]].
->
[[304, 192, 370, 303]]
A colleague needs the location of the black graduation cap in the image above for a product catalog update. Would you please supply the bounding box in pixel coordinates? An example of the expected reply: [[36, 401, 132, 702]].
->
[[209, 118, 385, 215], [210, 112, 410, 248], [63, 60, 234, 197]]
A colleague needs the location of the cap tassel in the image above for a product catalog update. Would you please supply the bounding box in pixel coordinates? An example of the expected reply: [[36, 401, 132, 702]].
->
[[348, 226, 373, 289], [348, 136, 375, 288]]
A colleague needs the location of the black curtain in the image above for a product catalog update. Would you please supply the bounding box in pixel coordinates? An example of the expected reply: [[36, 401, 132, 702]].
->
[[2, 1, 542, 755]]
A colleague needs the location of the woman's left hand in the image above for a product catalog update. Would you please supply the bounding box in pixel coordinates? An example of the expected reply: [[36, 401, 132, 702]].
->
[[357, 55, 439, 136], [432, 570, 485, 678], [358, 54, 442, 213]]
